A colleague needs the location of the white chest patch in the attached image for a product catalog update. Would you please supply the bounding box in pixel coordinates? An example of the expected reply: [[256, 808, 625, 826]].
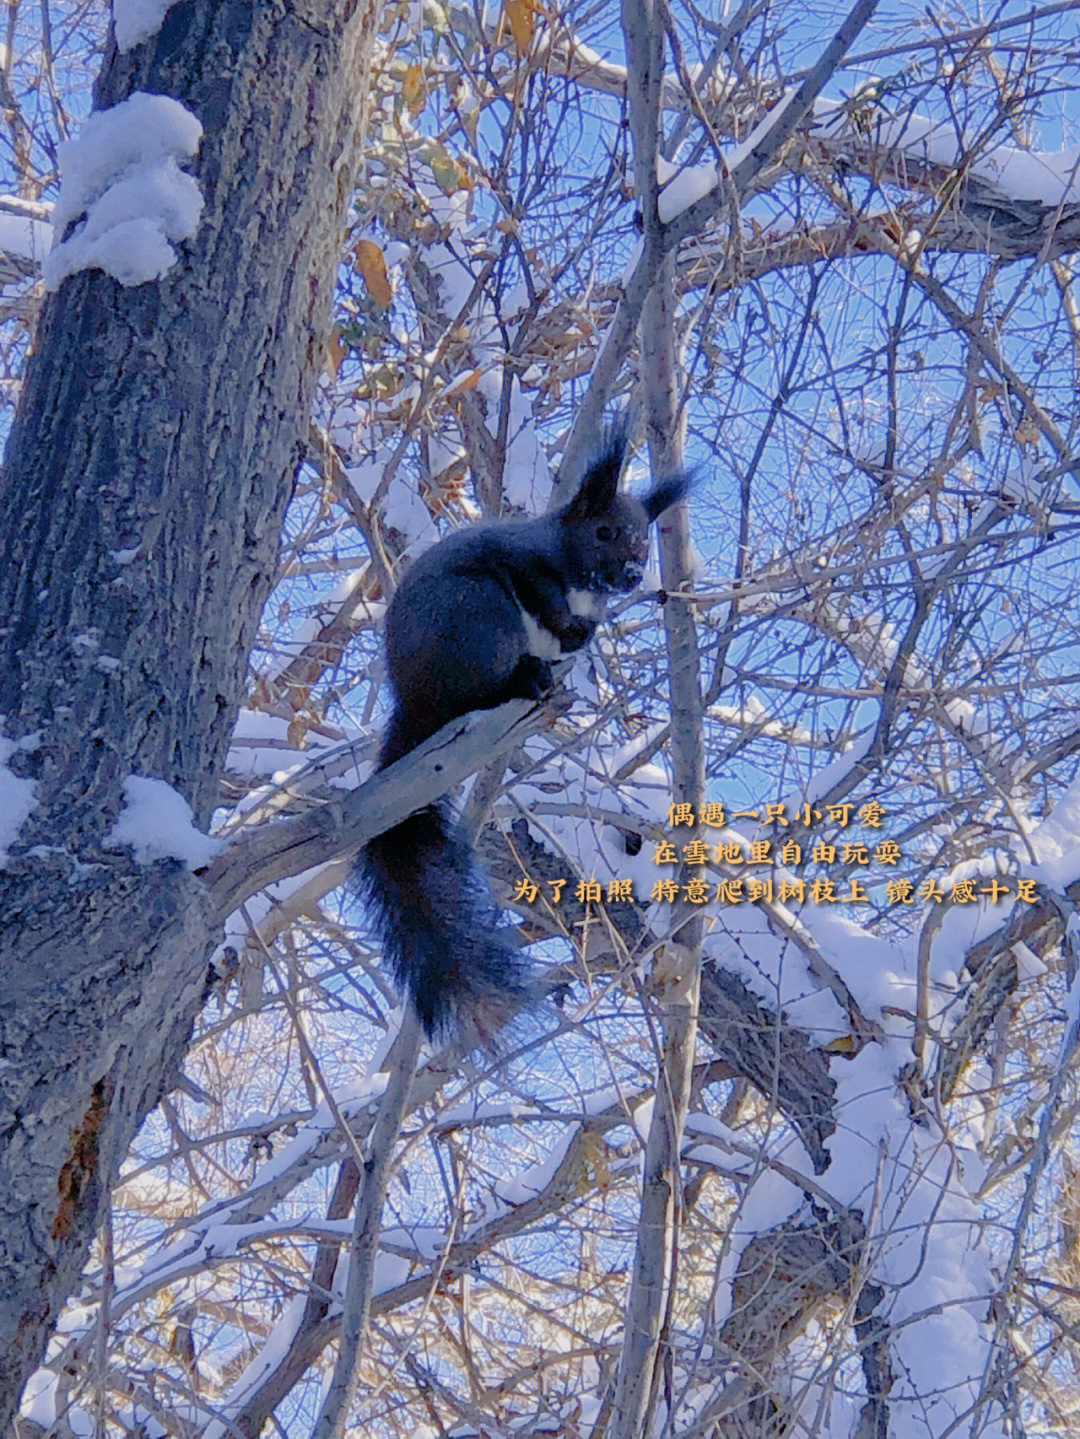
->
[[518, 605, 563, 660], [567, 587, 607, 620]]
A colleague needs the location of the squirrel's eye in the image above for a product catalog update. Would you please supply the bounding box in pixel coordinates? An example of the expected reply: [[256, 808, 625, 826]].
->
[[596, 524, 614, 541]]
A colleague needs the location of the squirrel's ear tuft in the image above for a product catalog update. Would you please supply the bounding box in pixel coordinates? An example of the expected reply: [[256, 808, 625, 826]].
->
[[564, 414, 630, 519], [643, 468, 695, 522]]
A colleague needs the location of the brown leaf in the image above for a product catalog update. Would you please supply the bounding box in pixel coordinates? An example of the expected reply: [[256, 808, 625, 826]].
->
[[402, 62, 426, 116], [504, 0, 538, 52], [823, 1034, 857, 1055], [354, 238, 393, 308], [444, 367, 483, 398], [326, 327, 347, 379]]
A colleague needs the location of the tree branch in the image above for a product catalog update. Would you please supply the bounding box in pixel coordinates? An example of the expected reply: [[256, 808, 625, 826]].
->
[[203, 696, 553, 922]]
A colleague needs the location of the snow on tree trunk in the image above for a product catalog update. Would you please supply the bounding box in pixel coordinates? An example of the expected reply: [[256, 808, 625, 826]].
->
[[0, 1, 376, 1423]]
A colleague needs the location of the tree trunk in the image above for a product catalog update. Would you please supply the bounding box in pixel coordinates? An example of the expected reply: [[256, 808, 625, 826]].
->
[[0, 1, 376, 1424]]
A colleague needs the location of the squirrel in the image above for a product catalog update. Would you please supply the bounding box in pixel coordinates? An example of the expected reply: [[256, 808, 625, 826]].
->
[[359, 422, 692, 1038]]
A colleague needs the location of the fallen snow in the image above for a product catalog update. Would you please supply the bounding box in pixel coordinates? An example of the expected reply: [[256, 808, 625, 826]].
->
[[43, 91, 204, 290], [107, 774, 221, 869]]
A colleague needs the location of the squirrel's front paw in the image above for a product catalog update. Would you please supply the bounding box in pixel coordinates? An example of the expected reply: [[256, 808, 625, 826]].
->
[[510, 655, 555, 701], [560, 618, 594, 651]]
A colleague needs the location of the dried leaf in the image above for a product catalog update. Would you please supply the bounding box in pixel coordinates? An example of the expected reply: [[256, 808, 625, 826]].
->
[[249, 676, 272, 710], [823, 1034, 857, 1055], [402, 62, 426, 115], [429, 150, 466, 194], [444, 368, 483, 397], [354, 238, 393, 308], [326, 327, 348, 379], [504, 0, 538, 51]]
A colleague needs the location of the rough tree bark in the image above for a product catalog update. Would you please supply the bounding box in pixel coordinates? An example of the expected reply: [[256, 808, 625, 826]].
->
[[0, 0, 377, 1423]]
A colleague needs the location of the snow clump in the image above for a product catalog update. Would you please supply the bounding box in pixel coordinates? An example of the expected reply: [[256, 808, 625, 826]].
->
[[107, 775, 221, 869], [113, 0, 182, 52], [43, 91, 203, 291]]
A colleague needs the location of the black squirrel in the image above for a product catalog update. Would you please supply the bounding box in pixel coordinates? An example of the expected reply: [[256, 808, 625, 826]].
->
[[360, 424, 691, 1038]]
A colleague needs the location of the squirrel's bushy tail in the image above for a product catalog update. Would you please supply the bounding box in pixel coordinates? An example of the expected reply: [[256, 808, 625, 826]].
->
[[361, 799, 537, 1039]]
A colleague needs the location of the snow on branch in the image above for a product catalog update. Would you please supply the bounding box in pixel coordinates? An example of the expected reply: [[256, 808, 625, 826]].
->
[[113, 0, 181, 53], [43, 91, 203, 291]]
